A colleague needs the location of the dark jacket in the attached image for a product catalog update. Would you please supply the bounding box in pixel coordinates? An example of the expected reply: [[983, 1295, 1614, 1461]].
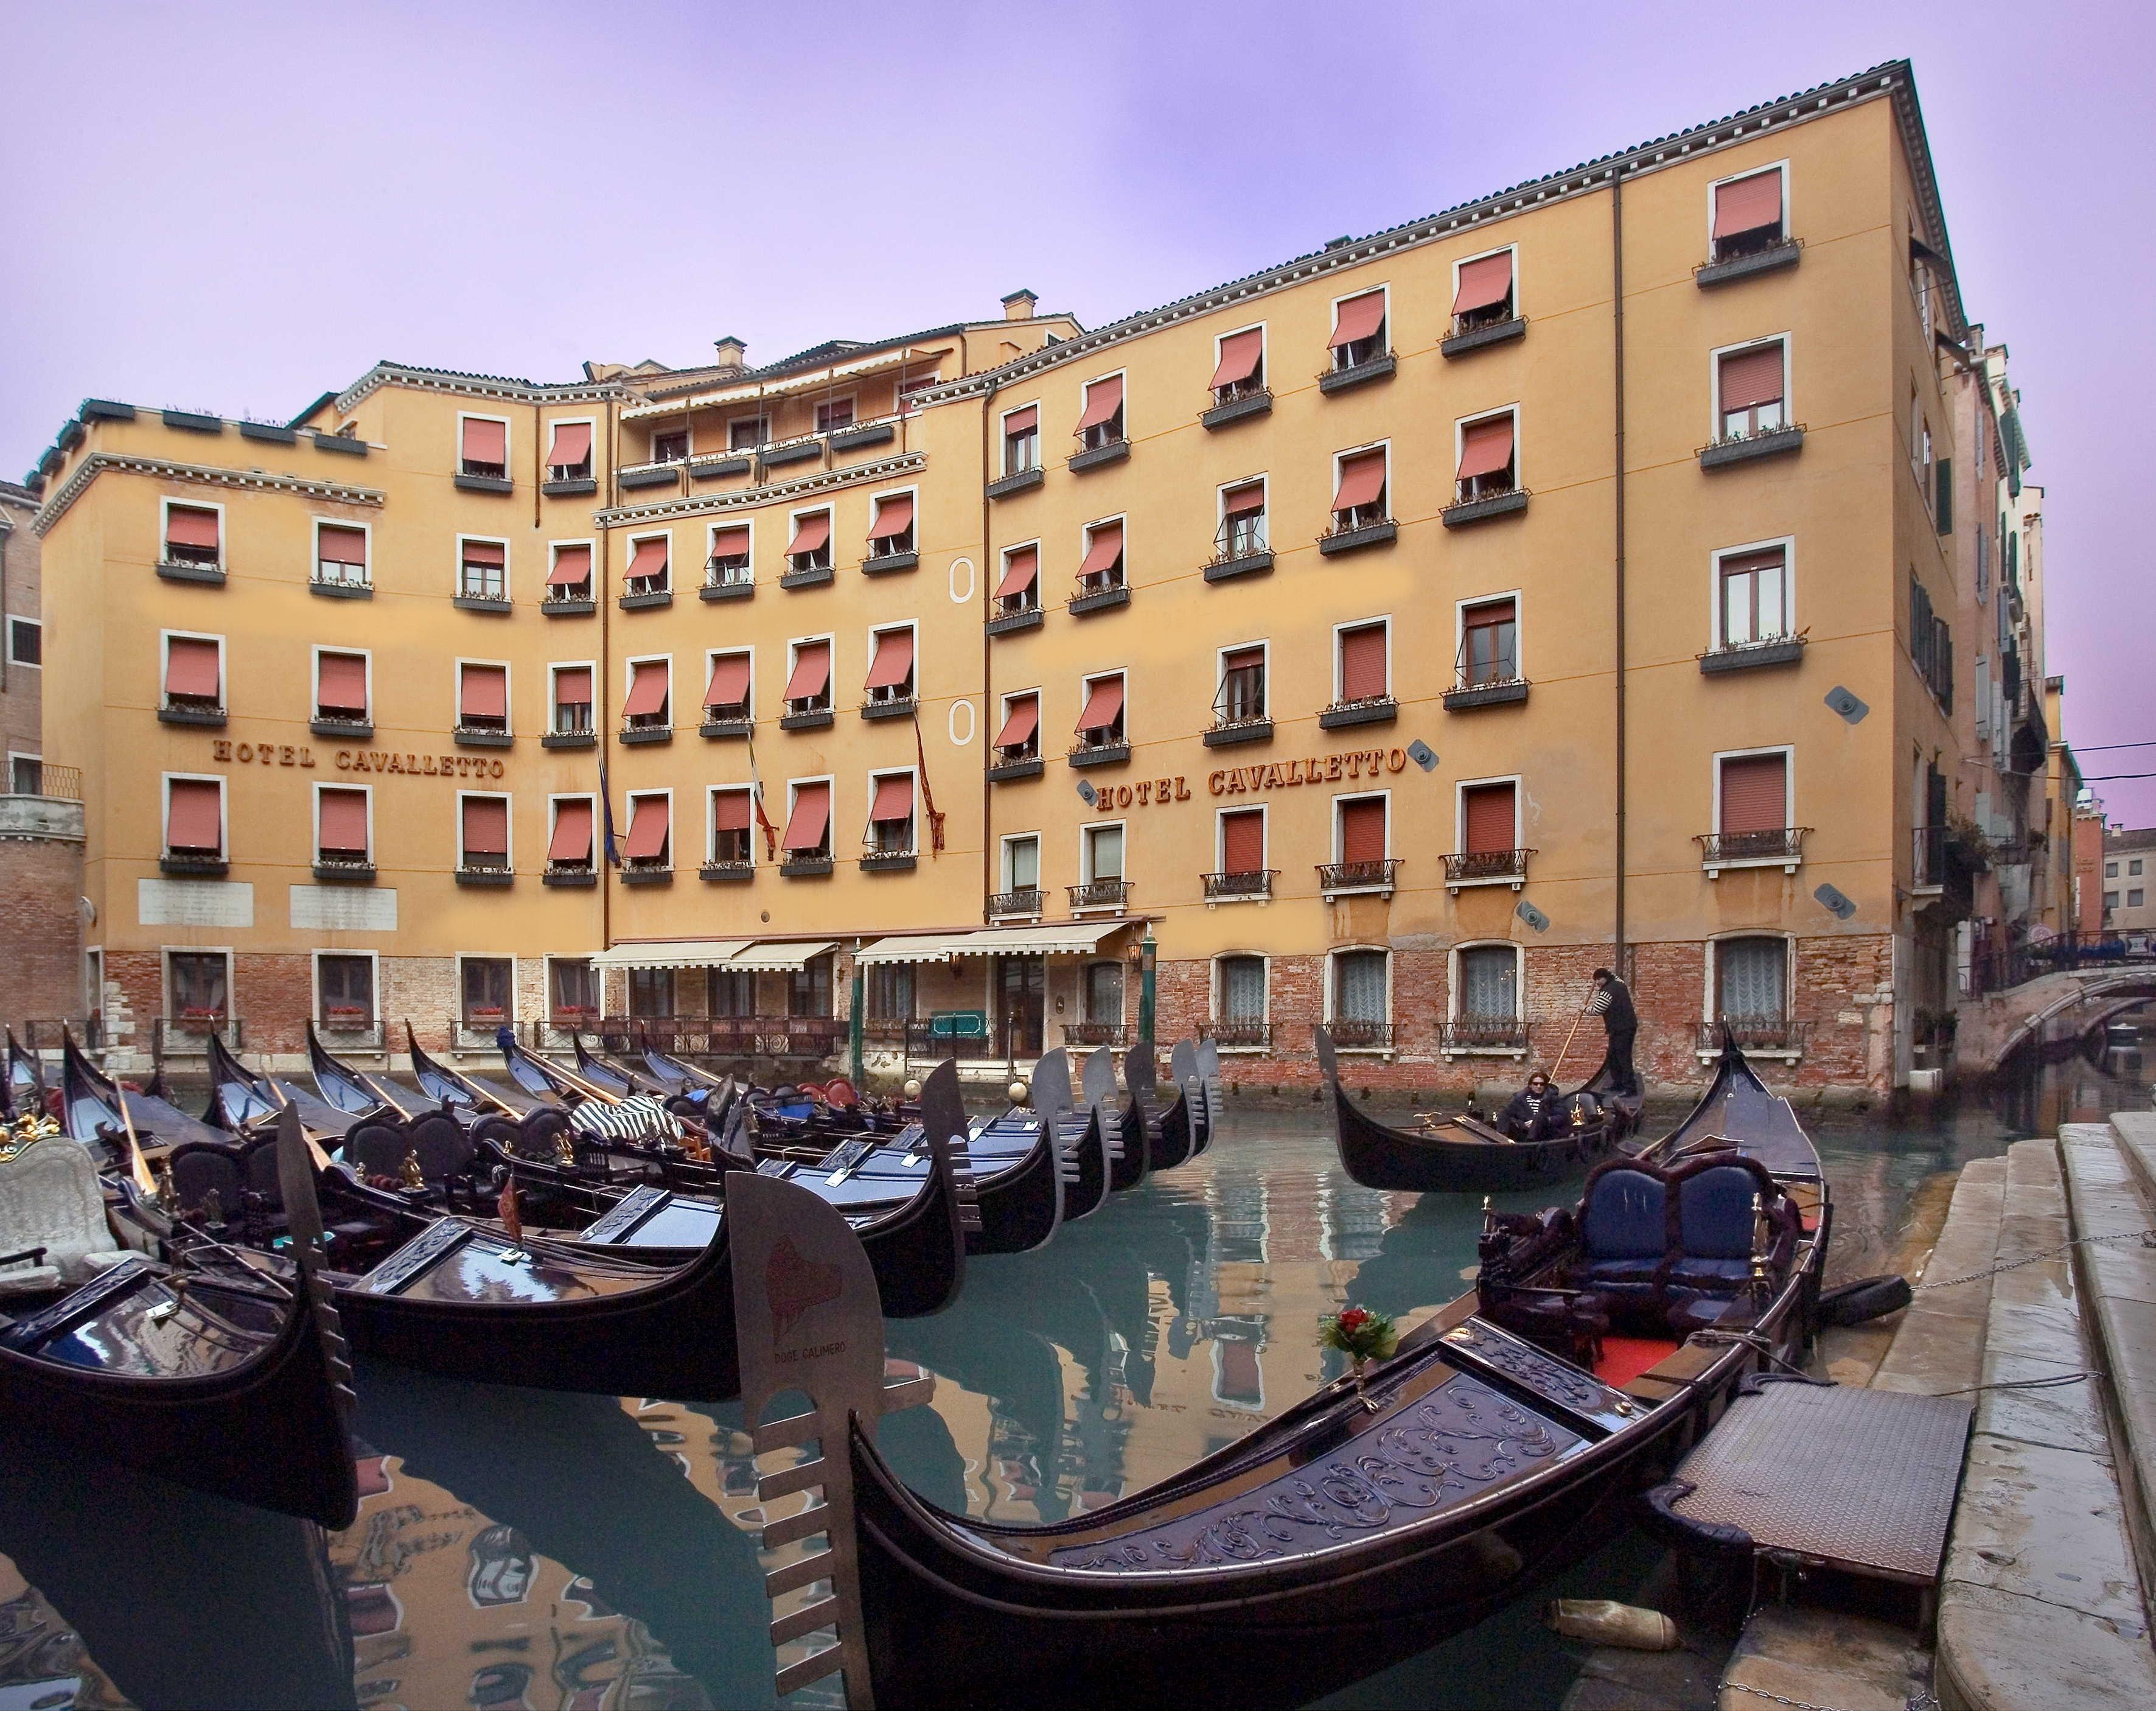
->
[[1497, 1089, 1564, 1141]]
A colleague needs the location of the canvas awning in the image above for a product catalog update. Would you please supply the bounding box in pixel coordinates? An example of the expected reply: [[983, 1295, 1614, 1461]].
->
[[547, 421, 593, 467], [728, 940, 837, 972], [857, 923, 1131, 964], [591, 940, 753, 971]]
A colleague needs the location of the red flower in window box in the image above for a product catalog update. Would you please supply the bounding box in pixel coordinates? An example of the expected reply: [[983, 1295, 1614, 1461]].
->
[[467, 1006, 505, 1021]]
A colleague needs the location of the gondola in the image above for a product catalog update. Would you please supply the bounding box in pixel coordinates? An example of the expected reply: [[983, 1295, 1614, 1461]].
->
[[1086, 1047, 1147, 1192], [1170, 1038, 1212, 1156], [1120, 1042, 1194, 1174], [571, 1031, 675, 1099], [307, 1021, 448, 1124], [839, 1035, 1829, 1710], [1040, 1049, 1111, 1223], [4, 1028, 43, 1118], [407, 1021, 545, 1118], [60, 1029, 232, 1156], [496, 1028, 587, 1104], [204, 1027, 365, 1143], [1319, 1026, 1640, 1194], [640, 1036, 728, 1093], [0, 1108, 358, 1528]]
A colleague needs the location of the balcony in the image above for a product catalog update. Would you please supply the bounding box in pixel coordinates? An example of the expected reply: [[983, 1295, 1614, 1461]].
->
[[156, 555, 226, 586], [1440, 315, 1527, 358], [543, 863, 597, 887], [542, 726, 596, 751], [616, 461, 682, 492], [1697, 827, 1809, 876], [780, 853, 835, 878], [699, 860, 753, 883], [619, 862, 672, 887], [1330, 1019, 1394, 1052], [1200, 387, 1272, 430], [1068, 581, 1129, 617], [1318, 695, 1397, 732], [1319, 351, 1396, 394], [153, 1016, 244, 1057], [158, 699, 226, 728], [1695, 237, 1802, 289], [1695, 1017, 1807, 1056], [701, 562, 755, 603], [986, 751, 1044, 783], [1698, 425, 1805, 471], [310, 713, 373, 741], [1441, 486, 1530, 528], [780, 560, 834, 590], [159, 852, 229, 878], [985, 466, 1044, 500], [986, 601, 1043, 637], [778, 702, 834, 732], [700, 711, 753, 740], [1699, 635, 1806, 674], [861, 693, 917, 723], [1203, 868, 1275, 903], [1443, 849, 1532, 893], [312, 853, 377, 884], [454, 461, 514, 494], [455, 863, 514, 888], [1202, 716, 1272, 749], [1318, 516, 1397, 557], [1318, 858, 1399, 900], [861, 547, 918, 576], [1203, 545, 1274, 583], [1062, 1020, 1126, 1047], [1067, 736, 1129, 768], [829, 419, 896, 453], [618, 720, 672, 746], [541, 589, 597, 615], [453, 723, 514, 749], [1067, 878, 1132, 913], [452, 589, 512, 614], [759, 436, 825, 475], [1203, 1018, 1271, 1051], [309, 572, 372, 601], [1068, 436, 1129, 473], [859, 849, 917, 873], [688, 453, 754, 481], [986, 887, 1046, 921], [1440, 1016, 1531, 1055], [1444, 675, 1530, 711]]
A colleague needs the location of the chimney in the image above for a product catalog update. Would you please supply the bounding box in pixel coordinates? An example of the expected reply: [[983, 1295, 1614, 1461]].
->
[[713, 335, 748, 369], [1000, 290, 1037, 322]]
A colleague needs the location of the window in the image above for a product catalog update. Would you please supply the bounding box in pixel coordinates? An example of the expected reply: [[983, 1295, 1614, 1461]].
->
[[623, 659, 670, 732], [1217, 956, 1266, 1035], [458, 663, 509, 734], [2132, 890, 2147, 909], [1331, 447, 1389, 533], [169, 951, 230, 1022], [459, 538, 508, 601], [814, 397, 854, 435], [5, 617, 38, 668], [1331, 950, 1389, 1044], [624, 534, 670, 597], [786, 510, 833, 575], [1717, 343, 1786, 442], [708, 967, 755, 1017], [2105, 891, 2121, 912], [994, 545, 1040, 616], [652, 429, 689, 464], [1714, 937, 1788, 1028], [995, 692, 1041, 763], [162, 634, 223, 715], [706, 525, 752, 590], [551, 957, 598, 1021], [703, 651, 752, 722], [1330, 289, 1388, 367], [1460, 780, 1517, 856], [1718, 751, 1791, 849], [1002, 405, 1040, 475], [1218, 807, 1266, 875], [162, 503, 222, 567], [1218, 480, 1266, 558], [629, 969, 675, 1020], [547, 798, 595, 875], [896, 374, 940, 415], [1458, 598, 1518, 687], [304, 522, 368, 589], [1717, 545, 1790, 647], [867, 772, 915, 855], [864, 626, 916, 707], [1457, 945, 1519, 1027], [623, 792, 671, 871], [1710, 167, 1785, 261], [1084, 961, 1124, 1025], [867, 964, 913, 1021], [314, 651, 369, 724], [551, 665, 594, 735], [316, 785, 371, 870], [460, 416, 509, 479], [1215, 646, 1266, 726], [1076, 374, 1125, 449], [9, 756, 40, 794], [790, 953, 833, 1018], [1451, 251, 1513, 332], [1083, 822, 1124, 882], [1075, 673, 1125, 749], [784, 639, 832, 715], [459, 794, 511, 872], [782, 780, 833, 861], [1336, 795, 1387, 866], [709, 788, 754, 867], [1336, 620, 1390, 709], [2132, 860, 2145, 877], [1003, 833, 1041, 893], [546, 421, 593, 481], [1076, 519, 1125, 593], [461, 957, 512, 1027], [317, 954, 375, 1028], [164, 776, 224, 857], [1456, 411, 1516, 500], [547, 543, 594, 601], [1210, 327, 1265, 402], [728, 416, 768, 451], [867, 492, 916, 558]]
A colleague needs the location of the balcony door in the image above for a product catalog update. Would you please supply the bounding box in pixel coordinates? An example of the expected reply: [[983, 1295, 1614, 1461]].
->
[[996, 956, 1045, 1059]]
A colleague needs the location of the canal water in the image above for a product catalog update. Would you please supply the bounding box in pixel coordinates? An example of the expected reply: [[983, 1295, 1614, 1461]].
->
[[3, 1026, 2149, 1711]]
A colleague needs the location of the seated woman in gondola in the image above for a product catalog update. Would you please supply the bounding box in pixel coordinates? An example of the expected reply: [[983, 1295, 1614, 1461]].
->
[[1494, 1071, 1566, 1142]]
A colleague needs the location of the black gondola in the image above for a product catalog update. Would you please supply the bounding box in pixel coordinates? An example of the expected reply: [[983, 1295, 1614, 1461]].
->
[[60, 1030, 233, 1157], [1120, 1042, 1194, 1173], [5, 1027, 43, 1118], [0, 1108, 358, 1528], [1085, 1047, 1146, 1192], [571, 1031, 675, 1098], [839, 1037, 1829, 1710], [307, 1021, 447, 1124], [1319, 1026, 1641, 1194], [204, 1027, 366, 1143], [407, 1021, 545, 1117]]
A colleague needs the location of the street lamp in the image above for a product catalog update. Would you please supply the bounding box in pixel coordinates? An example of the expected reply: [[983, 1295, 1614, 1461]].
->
[[1137, 926, 1157, 1050]]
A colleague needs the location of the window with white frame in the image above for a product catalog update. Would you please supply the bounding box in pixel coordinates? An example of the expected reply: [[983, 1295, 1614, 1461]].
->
[[5, 617, 38, 667], [1081, 822, 1123, 883], [622, 791, 672, 871], [1218, 480, 1266, 559], [316, 953, 375, 1029], [622, 658, 670, 732], [1457, 597, 1519, 687], [457, 662, 509, 735], [994, 544, 1039, 616], [1215, 955, 1267, 1043], [994, 691, 1041, 765], [546, 796, 596, 876], [551, 665, 593, 735], [1074, 672, 1125, 751], [867, 491, 916, 559], [161, 632, 222, 716], [545, 420, 594, 481], [703, 649, 752, 723], [708, 788, 754, 869], [1455, 411, 1517, 501], [1334, 620, 1389, 710], [1002, 833, 1041, 897], [1454, 945, 1521, 1041], [1331, 949, 1389, 1046], [1210, 327, 1265, 402], [314, 651, 369, 726], [168, 950, 230, 1023], [1002, 405, 1040, 474], [459, 793, 511, 872], [550, 957, 598, 1022], [1714, 937, 1791, 1041], [315, 523, 369, 589], [1076, 519, 1125, 593], [1710, 167, 1786, 262], [1330, 289, 1389, 367], [1451, 250, 1515, 333], [548, 542, 594, 601], [460, 416, 509, 480], [1076, 374, 1125, 449], [1717, 342, 1787, 443], [866, 771, 916, 855], [9, 755, 41, 795], [651, 427, 689, 463], [785, 509, 833, 575], [1717, 544, 1791, 648], [315, 785, 371, 870], [863, 626, 916, 707], [1331, 447, 1387, 531], [623, 534, 670, 597], [461, 956, 513, 1027], [162, 502, 223, 567], [783, 638, 832, 715], [1214, 646, 1266, 727], [164, 775, 224, 859], [459, 537, 508, 601], [728, 415, 769, 451], [706, 524, 752, 589]]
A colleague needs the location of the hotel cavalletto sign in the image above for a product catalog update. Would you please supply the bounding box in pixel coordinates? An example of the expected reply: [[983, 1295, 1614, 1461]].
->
[[206, 734, 506, 780]]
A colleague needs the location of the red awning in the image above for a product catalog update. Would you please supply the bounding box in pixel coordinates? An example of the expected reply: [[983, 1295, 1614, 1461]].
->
[[1340, 625, 1387, 701], [165, 506, 220, 549], [1332, 450, 1387, 511], [627, 538, 669, 578], [1451, 252, 1513, 315], [1076, 676, 1124, 732], [1338, 797, 1385, 864], [1720, 754, 1788, 835], [318, 524, 367, 565], [703, 653, 751, 707], [1210, 329, 1263, 388], [710, 525, 750, 558], [1078, 522, 1123, 578], [1719, 344, 1785, 410], [1075, 375, 1123, 430], [319, 789, 369, 854], [623, 662, 669, 718], [782, 783, 831, 852], [316, 653, 368, 712], [1222, 481, 1265, 516], [166, 780, 222, 850], [1222, 646, 1264, 674], [1463, 783, 1516, 855], [462, 796, 509, 856], [995, 695, 1038, 747], [995, 546, 1038, 597], [870, 774, 913, 821], [462, 418, 507, 463], [624, 796, 670, 861], [554, 667, 592, 706], [461, 664, 508, 719], [165, 637, 220, 698], [1002, 405, 1038, 437], [548, 800, 593, 862], [786, 513, 831, 556], [868, 494, 915, 541], [711, 791, 752, 832], [864, 629, 915, 691], [1713, 172, 1782, 239], [548, 544, 592, 587], [783, 642, 830, 701], [1457, 415, 1515, 480], [547, 421, 593, 467], [1328, 291, 1386, 348], [461, 539, 506, 566]]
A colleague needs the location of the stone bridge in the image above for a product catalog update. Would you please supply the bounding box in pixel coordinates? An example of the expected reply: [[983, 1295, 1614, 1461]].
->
[[1955, 964, 2156, 1072]]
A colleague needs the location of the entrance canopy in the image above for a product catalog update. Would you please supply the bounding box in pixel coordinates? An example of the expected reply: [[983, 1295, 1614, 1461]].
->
[[591, 938, 834, 973], [854, 923, 1132, 965]]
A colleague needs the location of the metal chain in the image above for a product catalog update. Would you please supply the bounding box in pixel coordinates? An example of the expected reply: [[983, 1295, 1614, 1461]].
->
[[1915, 1226, 2156, 1293], [1720, 1681, 1938, 1711]]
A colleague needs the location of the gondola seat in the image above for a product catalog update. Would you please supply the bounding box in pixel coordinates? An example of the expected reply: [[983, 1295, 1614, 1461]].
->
[[169, 1144, 247, 1223], [1669, 1160, 1767, 1286], [0, 1138, 130, 1289], [1572, 1163, 1670, 1290]]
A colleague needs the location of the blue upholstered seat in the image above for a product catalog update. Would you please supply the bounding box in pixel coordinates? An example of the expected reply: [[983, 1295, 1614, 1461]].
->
[[1670, 1163, 1760, 1290], [1577, 1167, 1667, 1286]]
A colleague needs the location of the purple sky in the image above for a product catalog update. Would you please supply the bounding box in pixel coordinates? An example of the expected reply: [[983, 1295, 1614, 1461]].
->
[[6, 2, 2150, 817]]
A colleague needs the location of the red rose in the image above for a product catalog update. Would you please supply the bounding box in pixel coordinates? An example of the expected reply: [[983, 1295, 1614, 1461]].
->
[[1338, 1308, 1369, 1331]]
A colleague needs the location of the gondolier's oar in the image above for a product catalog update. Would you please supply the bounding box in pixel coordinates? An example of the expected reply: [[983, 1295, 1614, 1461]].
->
[[1549, 992, 1595, 1085], [116, 1079, 159, 1202], [261, 1077, 337, 1172]]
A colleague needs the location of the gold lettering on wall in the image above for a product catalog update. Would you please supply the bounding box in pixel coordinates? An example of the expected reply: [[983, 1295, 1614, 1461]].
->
[[1207, 749, 1407, 796], [204, 734, 503, 781]]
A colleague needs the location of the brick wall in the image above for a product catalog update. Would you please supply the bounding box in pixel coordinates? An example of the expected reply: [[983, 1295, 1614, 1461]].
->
[[0, 834, 81, 1029]]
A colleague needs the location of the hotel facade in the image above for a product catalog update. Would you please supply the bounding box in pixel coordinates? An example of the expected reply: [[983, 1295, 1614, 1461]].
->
[[19, 61, 2057, 1093]]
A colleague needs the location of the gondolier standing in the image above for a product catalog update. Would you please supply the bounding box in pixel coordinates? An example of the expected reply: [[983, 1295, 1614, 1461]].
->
[[1587, 967, 1639, 1097]]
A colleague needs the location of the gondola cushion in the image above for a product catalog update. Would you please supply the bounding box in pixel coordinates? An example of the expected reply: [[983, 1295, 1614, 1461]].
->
[[0, 1138, 125, 1284], [1576, 1165, 1668, 1285], [1676, 1163, 1762, 1259], [567, 1094, 685, 1144]]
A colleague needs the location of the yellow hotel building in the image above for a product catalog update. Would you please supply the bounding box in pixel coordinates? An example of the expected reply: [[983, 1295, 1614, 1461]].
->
[[24, 61, 2012, 1094]]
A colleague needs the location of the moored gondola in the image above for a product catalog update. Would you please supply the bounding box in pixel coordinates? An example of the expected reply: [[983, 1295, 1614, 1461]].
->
[[204, 1027, 365, 1143], [1120, 1041, 1193, 1173], [60, 1029, 232, 1158], [308, 1021, 445, 1124], [1087, 1046, 1148, 1192], [5, 1028, 44, 1118], [1318, 1025, 1639, 1194], [407, 1021, 545, 1117], [571, 1030, 675, 1099]]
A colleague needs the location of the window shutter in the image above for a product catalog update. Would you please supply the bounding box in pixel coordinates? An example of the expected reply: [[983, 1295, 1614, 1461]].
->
[[316, 653, 368, 712], [462, 797, 509, 857], [166, 780, 222, 850], [461, 418, 507, 464], [165, 506, 220, 550], [553, 667, 593, 707], [1329, 290, 1387, 347], [459, 665, 507, 721], [318, 525, 368, 567], [548, 801, 594, 862], [1456, 415, 1515, 479], [995, 547, 1038, 597], [1462, 783, 1516, 855], [1221, 810, 1265, 875], [1712, 172, 1782, 239], [164, 637, 221, 699], [624, 796, 670, 861], [547, 422, 592, 467], [1935, 458, 1953, 535], [1339, 625, 1387, 701], [1718, 344, 1785, 410], [870, 774, 914, 822], [784, 513, 831, 557], [1075, 376, 1123, 430], [318, 789, 369, 855], [1002, 405, 1038, 437], [627, 538, 669, 581], [1451, 253, 1513, 315], [868, 494, 915, 541], [781, 783, 831, 852], [622, 662, 669, 717], [863, 629, 915, 690], [1076, 676, 1125, 732], [1718, 754, 1787, 835], [1210, 330, 1263, 389], [1078, 522, 1124, 578], [1338, 798, 1386, 864], [703, 654, 752, 709], [548, 544, 593, 587], [711, 791, 752, 832], [994, 695, 1039, 749], [783, 642, 831, 701]]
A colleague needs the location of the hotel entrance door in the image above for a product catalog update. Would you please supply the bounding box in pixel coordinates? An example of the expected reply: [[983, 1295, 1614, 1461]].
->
[[996, 956, 1045, 1060]]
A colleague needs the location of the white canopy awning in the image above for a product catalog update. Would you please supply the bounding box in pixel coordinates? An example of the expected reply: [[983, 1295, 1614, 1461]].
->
[[727, 939, 837, 972], [855, 923, 1132, 964], [856, 934, 961, 966], [591, 939, 752, 971]]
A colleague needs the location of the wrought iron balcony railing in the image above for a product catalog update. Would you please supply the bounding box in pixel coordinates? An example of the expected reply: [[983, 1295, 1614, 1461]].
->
[[1329, 1019, 1393, 1051], [1696, 827, 1810, 872], [1202, 869, 1275, 901], [1317, 858, 1400, 895], [1442, 849, 1532, 889], [1067, 878, 1132, 911], [1202, 1017, 1271, 1049]]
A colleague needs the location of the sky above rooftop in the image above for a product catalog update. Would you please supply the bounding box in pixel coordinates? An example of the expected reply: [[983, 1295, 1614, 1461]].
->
[[5, 1, 2149, 816]]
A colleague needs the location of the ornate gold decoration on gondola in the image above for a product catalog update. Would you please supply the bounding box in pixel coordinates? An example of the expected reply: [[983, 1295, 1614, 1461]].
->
[[0, 1108, 61, 1161], [400, 1147, 425, 1191], [554, 1128, 577, 1167]]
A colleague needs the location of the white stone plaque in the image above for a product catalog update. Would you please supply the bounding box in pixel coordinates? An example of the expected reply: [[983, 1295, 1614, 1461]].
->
[[137, 878, 254, 928], [289, 886, 398, 931]]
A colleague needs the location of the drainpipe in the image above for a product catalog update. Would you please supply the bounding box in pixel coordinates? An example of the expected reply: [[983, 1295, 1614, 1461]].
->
[[1610, 166, 1629, 971], [599, 397, 615, 966]]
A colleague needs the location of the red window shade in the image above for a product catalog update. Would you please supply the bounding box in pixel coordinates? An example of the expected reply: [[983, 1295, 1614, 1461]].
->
[[1075, 375, 1123, 430], [1328, 291, 1386, 348], [711, 791, 752, 833], [460, 664, 507, 719], [622, 662, 669, 718], [703, 654, 751, 707], [1339, 625, 1387, 701], [1719, 345, 1785, 410], [462, 539, 506, 567], [554, 667, 593, 706], [783, 642, 830, 701], [461, 418, 507, 463], [1719, 754, 1788, 835], [996, 695, 1039, 747], [548, 800, 593, 862], [166, 780, 222, 850], [1222, 646, 1265, 675], [1463, 783, 1516, 855], [1452, 251, 1514, 315], [461, 796, 509, 857], [1465, 598, 1516, 631], [1331, 450, 1387, 511], [318, 789, 369, 854], [1002, 405, 1038, 438], [1713, 172, 1781, 239], [1338, 798, 1386, 865], [316, 653, 368, 712], [624, 796, 670, 861], [164, 637, 220, 699], [786, 513, 831, 557], [1076, 676, 1124, 732], [318, 525, 367, 565], [547, 422, 592, 466], [1457, 415, 1515, 480], [627, 538, 669, 579], [165, 506, 220, 550], [995, 547, 1038, 597], [865, 629, 915, 690], [1078, 522, 1123, 578], [1222, 810, 1265, 874], [782, 783, 831, 852], [868, 494, 915, 541], [548, 544, 592, 587], [870, 774, 914, 821], [1222, 481, 1265, 516], [1210, 329, 1263, 388], [710, 525, 750, 559]]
